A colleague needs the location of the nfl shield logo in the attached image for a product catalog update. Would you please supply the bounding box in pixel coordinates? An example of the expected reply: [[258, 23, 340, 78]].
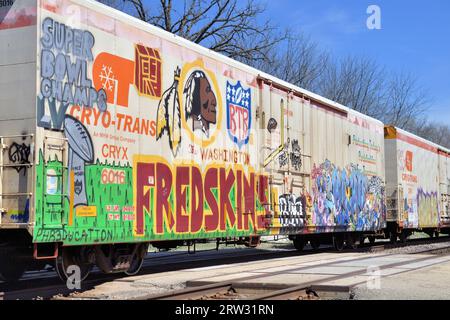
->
[[226, 81, 251, 148]]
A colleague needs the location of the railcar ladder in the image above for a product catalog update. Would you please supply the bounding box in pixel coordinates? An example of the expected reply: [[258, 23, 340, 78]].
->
[[0, 134, 34, 227]]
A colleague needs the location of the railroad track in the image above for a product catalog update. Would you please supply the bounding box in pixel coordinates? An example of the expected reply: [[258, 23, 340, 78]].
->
[[0, 248, 311, 300], [2, 235, 450, 300], [139, 245, 450, 301]]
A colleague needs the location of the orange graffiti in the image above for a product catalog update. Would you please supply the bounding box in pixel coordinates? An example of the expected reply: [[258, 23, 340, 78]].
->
[[93, 52, 134, 107], [134, 44, 162, 98]]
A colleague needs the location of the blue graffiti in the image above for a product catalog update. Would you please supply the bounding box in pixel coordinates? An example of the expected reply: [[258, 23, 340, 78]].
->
[[311, 160, 385, 231]]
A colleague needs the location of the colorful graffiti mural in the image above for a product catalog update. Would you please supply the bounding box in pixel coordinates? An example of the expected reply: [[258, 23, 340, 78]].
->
[[133, 156, 270, 237], [30, 12, 387, 247], [226, 81, 251, 148], [37, 17, 108, 130], [417, 189, 439, 228], [310, 160, 385, 231], [277, 193, 307, 233], [156, 67, 182, 157]]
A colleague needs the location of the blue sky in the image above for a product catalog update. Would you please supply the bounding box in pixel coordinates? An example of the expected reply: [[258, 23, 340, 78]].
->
[[261, 0, 450, 123]]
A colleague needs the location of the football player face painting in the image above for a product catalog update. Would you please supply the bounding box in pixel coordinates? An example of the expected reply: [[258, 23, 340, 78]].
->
[[198, 77, 217, 125]]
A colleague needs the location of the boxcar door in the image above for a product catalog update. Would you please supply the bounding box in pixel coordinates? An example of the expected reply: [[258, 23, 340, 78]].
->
[[258, 79, 307, 235], [438, 150, 450, 228]]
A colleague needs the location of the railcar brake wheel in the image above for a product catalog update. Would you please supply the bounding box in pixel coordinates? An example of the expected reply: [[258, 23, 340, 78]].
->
[[55, 247, 92, 283], [333, 235, 345, 251]]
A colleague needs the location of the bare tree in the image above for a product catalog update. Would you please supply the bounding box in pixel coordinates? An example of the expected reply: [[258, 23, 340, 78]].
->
[[254, 34, 330, 91], [382, 72, 430, 128], [405, 117, 450, 149], [99, 0, 440, 146], [317, 56, 386, 119], [98, 0, 287, 62]]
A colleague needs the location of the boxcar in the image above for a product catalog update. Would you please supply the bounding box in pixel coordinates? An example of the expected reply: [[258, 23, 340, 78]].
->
[[384, 126, 450, 242], [1, 0, 389, 282]]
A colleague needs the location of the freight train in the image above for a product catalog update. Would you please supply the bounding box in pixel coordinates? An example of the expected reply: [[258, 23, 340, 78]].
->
[[1, 0, 449, 282]]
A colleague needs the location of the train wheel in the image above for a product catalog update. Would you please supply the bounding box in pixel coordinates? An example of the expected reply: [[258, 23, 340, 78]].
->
[[0, 250, 26, 282], [125, 257, 144, 276], [334, 235, 345, 251], [399, 231, 408, 244], [310, 239, 321, 251], [346, 234, 358, 250], [293, 238, 305, 251], [125, 244, 148, 276], [435, 231, 440, 238], [368, 236, 376, 245], [55, 247, 92, 283]]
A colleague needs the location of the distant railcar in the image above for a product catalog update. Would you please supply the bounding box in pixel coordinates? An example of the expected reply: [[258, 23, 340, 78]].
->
[[384, 126, 450, 242], [0, 0, 448, 282]]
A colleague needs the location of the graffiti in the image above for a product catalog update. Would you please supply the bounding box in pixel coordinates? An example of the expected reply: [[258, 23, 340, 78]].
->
[[267, 118, 277, 133], [8, 141, 31, 174], [64, 115, 94, 207], [278, 144, 289, 168], [277, 139, 302, 170], [278, 194, 306, 231], [38, 17, 107, 130], [0, 0, 14, 7], [226, 81, 251, 148], [405, 151, 413, 172], [264, 99, 285, 167], [93, 52, 134, 107], [290, 139, 302, 170], [402, 196, 416, 228], [183, 69, 218, 138], [397, 149, 405, 172], [310, 160, 385, 231], [35, 228, 114, 243], [398, 149, 417, 183], [134, 156, 270, 236], [69, 105, 157, 137], [156, 67, 182, 157], [199, 148, 250, 165], [134, 44, 162, 98], [417, 189, 439, 227]]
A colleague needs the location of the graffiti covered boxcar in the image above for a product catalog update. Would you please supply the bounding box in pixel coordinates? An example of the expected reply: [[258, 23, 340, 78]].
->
[[0, 0, 398, 282], [384, 126, 450, 241]]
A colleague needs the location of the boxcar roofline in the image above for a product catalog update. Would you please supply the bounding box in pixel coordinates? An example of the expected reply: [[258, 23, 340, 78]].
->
[[63, 0, 385, 130]]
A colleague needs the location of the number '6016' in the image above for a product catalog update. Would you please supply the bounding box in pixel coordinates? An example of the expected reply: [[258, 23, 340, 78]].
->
[[101, 168, 126, 185]]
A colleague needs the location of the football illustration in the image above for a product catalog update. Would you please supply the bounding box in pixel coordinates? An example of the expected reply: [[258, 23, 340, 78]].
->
[[64, 115, 94, 163]]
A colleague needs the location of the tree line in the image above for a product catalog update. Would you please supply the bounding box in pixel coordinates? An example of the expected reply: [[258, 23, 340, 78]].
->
[[99, 0, 449, 148]]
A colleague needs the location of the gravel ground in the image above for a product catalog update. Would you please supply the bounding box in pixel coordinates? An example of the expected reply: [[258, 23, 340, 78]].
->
[[66, 280, 186, 300]]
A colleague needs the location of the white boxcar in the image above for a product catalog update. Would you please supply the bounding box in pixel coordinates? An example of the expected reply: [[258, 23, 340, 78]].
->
[[384, 126, 450, 239], [0, 0, 387, 281]]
